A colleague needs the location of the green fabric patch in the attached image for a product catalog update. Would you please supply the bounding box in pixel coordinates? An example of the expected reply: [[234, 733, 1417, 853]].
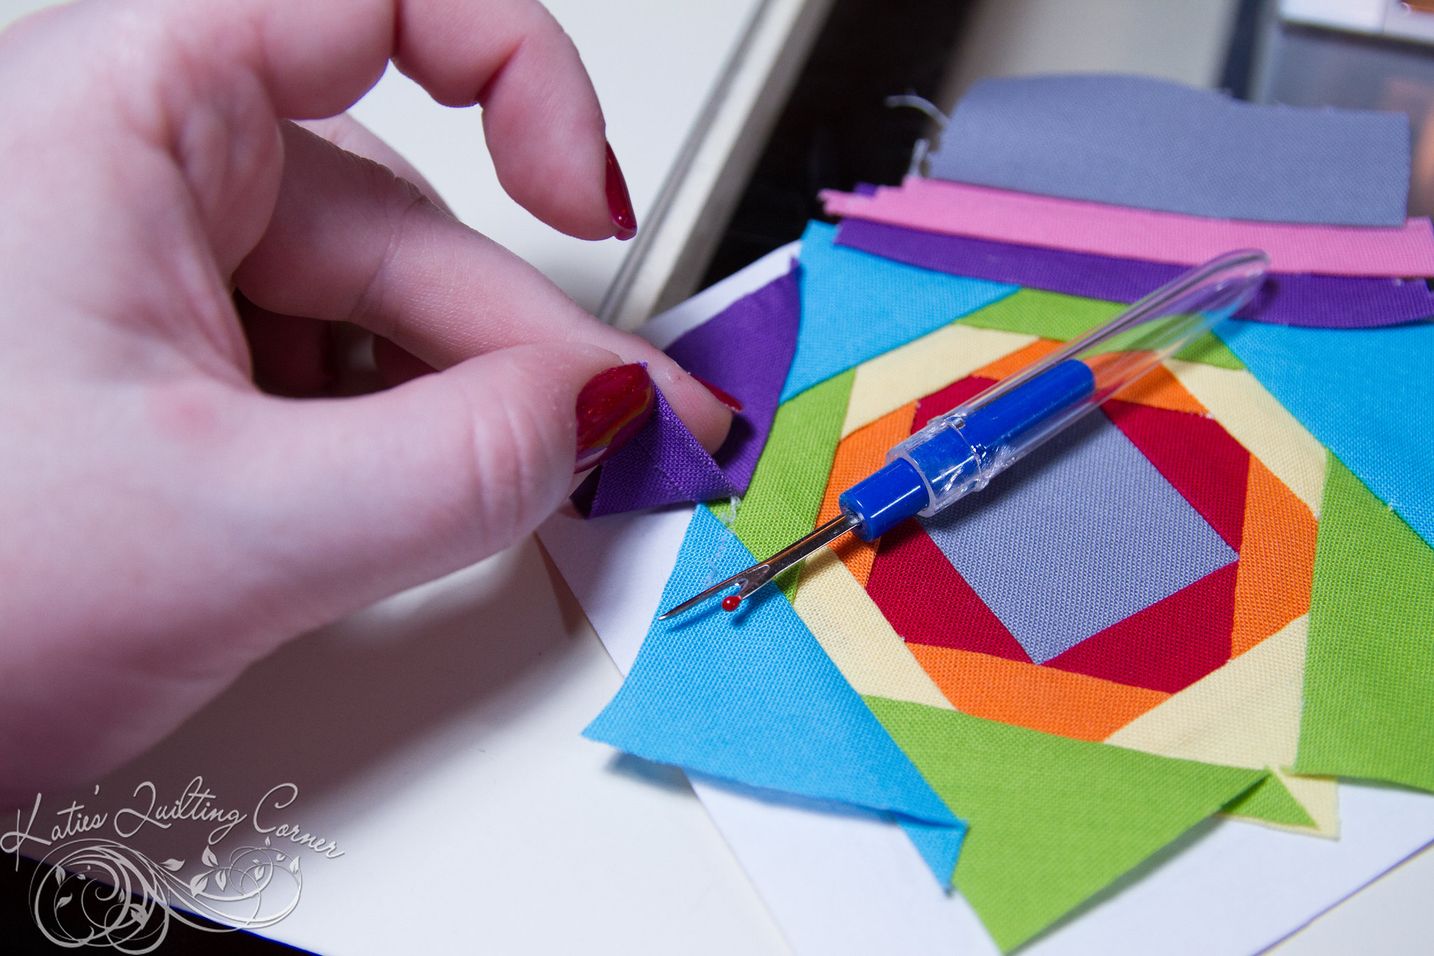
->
[[957, 288, 1244, 369], [866, 696, 1262, 952], [1295, 454, 1434, 792], [1223, 772, 1317, 829], [720, 371, 854, 599]]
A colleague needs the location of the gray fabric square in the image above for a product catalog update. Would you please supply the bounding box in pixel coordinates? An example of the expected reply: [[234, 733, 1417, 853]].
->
[[921, 413, 1237, 664]]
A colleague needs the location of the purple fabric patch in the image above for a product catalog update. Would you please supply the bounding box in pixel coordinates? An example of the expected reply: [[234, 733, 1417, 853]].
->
[[580, 267, 801, 518], [836, 218, 1434, 329]]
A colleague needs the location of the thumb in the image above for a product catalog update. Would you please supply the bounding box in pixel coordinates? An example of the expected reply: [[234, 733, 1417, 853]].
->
[[232, 343, 640, 636]]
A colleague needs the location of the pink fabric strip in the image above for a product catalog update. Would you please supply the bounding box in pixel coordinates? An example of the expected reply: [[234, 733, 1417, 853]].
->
[[820, 179, 1434, 278]]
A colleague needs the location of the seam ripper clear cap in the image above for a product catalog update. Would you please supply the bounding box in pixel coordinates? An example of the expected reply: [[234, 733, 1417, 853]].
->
[[660, 249, 1270, 621]]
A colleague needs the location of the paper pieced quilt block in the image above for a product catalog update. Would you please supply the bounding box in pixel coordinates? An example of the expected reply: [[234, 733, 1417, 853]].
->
[[580, 75, 1434, 953], [583, 222, 1434, 947], [587, 246, 1336, 949]]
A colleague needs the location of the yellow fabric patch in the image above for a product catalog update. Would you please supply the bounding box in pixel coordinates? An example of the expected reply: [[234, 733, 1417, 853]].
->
[[840, 324, 1034, 437], [1166, 358, 1328, 516], [792, 548, 952, 709], [1105, 615, 1336, 834]]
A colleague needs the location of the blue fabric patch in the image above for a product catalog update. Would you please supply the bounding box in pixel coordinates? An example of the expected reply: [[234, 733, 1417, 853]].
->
[[900, 817, 968, 889], [783, 222, 1016, 401], [922, 414, 1237, 663], [585, 506, 964, 828], [927, 74, 1411, 227], [1216, 319, 1434, 550]]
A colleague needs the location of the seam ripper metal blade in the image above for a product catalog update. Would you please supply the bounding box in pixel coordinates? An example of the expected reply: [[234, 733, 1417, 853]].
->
[[659, 249, 1270, 620]]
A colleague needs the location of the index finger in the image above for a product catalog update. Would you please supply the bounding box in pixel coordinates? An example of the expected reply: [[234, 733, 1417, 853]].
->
[[155, 0, 617, 241]]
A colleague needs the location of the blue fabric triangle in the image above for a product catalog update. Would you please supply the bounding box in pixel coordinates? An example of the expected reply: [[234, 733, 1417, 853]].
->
[[782, 222, 1017, 402], [900, 817, 968, 889], [585, 505, 962, 828], [1216, 318, 1434, 549]]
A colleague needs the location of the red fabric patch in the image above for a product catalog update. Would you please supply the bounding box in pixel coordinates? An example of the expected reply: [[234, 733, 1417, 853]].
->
[[1043, 563, 1238, 693], [867, 522, 1029, 661], [911, 376, 1000, 430], [1102, 399, 1250, 552]]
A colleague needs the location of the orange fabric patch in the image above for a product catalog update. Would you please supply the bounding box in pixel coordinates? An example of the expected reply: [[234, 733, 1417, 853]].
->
[[1112, 364, 1209, 415], [908, 643, 1171, 742], [972, 338, 1064, 380], [971, 339, 1207, 416], [1232, 457, 1317, 656], [817, 403, 917, 586]]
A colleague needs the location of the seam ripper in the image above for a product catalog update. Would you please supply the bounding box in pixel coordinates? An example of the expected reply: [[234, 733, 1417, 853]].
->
[[660, 249, 1269, 620]]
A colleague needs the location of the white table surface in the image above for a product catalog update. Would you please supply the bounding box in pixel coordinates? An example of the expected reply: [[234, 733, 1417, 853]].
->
[[2, 0, 1430, 952]]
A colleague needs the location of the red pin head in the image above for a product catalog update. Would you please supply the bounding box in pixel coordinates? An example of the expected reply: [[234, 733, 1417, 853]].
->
[[720, 594, 742, 613]]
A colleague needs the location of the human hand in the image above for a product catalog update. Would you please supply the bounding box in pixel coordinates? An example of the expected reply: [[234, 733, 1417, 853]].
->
[[0, 0, 731, 804]]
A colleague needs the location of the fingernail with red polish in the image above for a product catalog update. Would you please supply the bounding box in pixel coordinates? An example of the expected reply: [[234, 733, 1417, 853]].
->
[[575, 364, 655, 472], [605, 142, 637, 241], [693, 375, 744, 413]]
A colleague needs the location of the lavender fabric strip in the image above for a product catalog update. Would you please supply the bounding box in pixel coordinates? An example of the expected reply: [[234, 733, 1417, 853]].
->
[[836, 219, 1434, 329], [926, 74, 1411, 227], [580, 266, 801, 518]]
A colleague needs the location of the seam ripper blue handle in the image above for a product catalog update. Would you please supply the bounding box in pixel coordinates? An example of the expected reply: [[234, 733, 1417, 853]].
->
[[659, 249, 1269, 620], [838, 359, 1096, 539]]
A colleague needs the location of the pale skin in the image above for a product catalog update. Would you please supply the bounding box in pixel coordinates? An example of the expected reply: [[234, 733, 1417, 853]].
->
[[0, 0, 731, 806]]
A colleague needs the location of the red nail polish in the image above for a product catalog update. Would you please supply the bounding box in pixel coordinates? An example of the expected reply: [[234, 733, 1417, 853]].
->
[[575, 363, 655, 472], [693, 375, 744, 413], [605, 142, 637, 241]]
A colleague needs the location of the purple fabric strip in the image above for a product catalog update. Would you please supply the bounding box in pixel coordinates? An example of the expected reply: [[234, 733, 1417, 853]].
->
[[835, 218, 1434, 329], [580, 266, 801, 518]]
